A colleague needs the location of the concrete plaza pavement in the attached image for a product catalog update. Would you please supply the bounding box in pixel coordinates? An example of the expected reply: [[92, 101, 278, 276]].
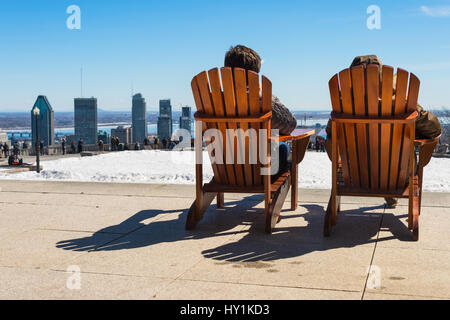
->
[[0, 180, 449, 300]]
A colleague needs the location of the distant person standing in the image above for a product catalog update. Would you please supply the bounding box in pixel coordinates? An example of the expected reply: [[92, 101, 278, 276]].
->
[[162, 138, 167, 149], [3, 142, 10, 157], [113, 136, 117, 151], [0, 143, 3, 158], [113, 136, 119, 151], [61, 138, 66, 155], [98, 140, 104, 152], [153, 137, 159, 149], [13, 142, 20, 159], [22, 141, 28, 155], [70, 140, 76, 154], [77, 138, 83, 153], [144, 137, 149, 146], [134, 142, 140, 150], [111, 136, 116, 151]]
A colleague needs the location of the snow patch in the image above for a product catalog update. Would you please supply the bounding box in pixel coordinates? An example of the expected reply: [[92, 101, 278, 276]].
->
[[0, 150, 448, 192]]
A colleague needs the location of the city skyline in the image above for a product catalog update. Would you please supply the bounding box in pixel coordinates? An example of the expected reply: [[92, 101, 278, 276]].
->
[[0, 1, 449, 112]]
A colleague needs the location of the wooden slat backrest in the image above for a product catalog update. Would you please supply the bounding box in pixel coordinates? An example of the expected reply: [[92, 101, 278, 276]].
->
[[397, 72, 420, 189], [329, 65, 419, 193], [380, 66, 394, 190], [351, 66, 369, 189], [208, 68, 236, 185], [367, 65, 380, 190], [248, 71, 262, 185], [191, 67, 272, 187], [329, 74, 351, 186], [339, 69, 360, 188], [193, 71, 227, 184]]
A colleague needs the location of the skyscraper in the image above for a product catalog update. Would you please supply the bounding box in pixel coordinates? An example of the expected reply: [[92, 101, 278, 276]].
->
[[31, 95, 55, 147], [157, 99, 173, 141], [179, 106, 192, 137], [132, 93, 147, 143], [74, 97, 98, 145]]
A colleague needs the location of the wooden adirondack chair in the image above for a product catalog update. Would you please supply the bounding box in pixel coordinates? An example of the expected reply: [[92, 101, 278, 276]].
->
[[187, 67, 313, 233], [325, 64, 440, 241]]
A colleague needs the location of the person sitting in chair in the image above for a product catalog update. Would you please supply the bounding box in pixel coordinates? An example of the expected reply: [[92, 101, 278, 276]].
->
[[224, 45, 297, 174], [324, 55, 442, 208]]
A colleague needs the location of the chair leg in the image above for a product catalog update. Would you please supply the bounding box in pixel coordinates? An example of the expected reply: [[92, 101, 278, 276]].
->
[[412, 186, 420, 241], [186, 191, 216, 230], [265, 178, 290, 234], [291, 164, 298, 211], [217, 193, 224, 208], [324, 194, 338, 236], [412, 213, 419, 241]]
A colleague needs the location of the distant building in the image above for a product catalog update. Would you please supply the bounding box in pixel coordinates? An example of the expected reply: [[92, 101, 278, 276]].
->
[[157, 99, 173, 141], [179, 106, 192, 137], [132, 93, 148, 143], [74, 98, 98, 145], [97, 131, 110, 144], [0, 128, 10, 146], [111, 126, 132, 145], [31, 95, 55, 147]]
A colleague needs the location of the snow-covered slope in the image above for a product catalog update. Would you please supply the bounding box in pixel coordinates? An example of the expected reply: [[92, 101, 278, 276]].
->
[[0, 150, 448, 192]]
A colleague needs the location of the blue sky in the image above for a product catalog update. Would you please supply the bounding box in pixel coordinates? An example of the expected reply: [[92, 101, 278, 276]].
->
[[0, 0, 449, 112]]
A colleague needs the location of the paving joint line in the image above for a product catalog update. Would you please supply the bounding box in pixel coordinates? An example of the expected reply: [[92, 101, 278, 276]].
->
[[361, 204, 386, 300], [151, 218, 258, 299]]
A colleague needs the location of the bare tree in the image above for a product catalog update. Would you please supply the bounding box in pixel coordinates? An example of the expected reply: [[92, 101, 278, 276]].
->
[[440, 107, 450, 150]]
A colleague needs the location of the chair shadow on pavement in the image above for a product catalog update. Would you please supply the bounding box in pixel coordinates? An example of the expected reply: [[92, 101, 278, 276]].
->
[[201, 203, 415, 263], [56, 195, 413, 262], [56, 195, 263, 252]]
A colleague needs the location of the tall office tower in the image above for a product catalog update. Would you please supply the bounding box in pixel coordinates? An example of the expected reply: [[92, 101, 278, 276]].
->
[[111, 126, 132, 144], [157, 99, 173, 141], [132, 93, 147, 143], [179, 106, 192, 136], [74, 98, 98, 145], [31, 95, 55, 146]]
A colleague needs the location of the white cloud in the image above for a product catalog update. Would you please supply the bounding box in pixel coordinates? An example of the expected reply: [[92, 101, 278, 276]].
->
[[420, 5, 450, 17]]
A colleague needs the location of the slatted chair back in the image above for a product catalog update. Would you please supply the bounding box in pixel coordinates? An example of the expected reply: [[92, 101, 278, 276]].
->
[[328, 65, 420, 193], [191, 67, 273, 188]]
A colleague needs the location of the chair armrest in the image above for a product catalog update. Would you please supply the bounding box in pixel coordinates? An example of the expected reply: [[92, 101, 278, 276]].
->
[[415, 135, 441, 169], [273, 129, 314, 142]]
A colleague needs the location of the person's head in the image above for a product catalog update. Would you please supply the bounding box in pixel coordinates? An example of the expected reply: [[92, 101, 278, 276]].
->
[[350, 55, 384, 80], [350, 55, 382, 69], [224, 45, 262, 73]]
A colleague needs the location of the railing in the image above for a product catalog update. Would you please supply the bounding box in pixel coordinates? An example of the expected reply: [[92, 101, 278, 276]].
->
[[25, 143, 155, 156]]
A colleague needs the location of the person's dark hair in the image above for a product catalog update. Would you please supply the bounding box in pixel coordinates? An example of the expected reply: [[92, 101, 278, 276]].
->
[[224, 45, 262, 73], [350, 55, 382, 69]]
